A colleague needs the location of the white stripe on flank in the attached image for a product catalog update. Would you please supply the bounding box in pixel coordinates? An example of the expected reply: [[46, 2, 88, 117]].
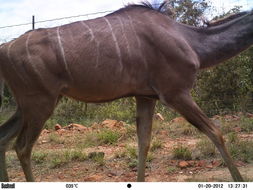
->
[[103, 17, 123, 70], [81, 21, 95, 41], [26, 32, 33, 63], [7, 40, 16, 63], [26, 32, 43, 80], [125, 13, 141, 50], [7, 40, 26, 82], [116, 16, 131, 59], [56, 27, 73, 80], [125, 13, 148, 68], [81, 21, 100, 67]]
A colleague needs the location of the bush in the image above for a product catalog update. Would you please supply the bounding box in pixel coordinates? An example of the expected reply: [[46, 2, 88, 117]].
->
[[193, 48, 253, 116]]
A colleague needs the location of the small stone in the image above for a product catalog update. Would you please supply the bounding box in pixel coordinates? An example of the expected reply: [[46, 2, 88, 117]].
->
[[57, 128, 67, 135], [178, 161, 189, 168], [54, 124, 62, 131], [206, 164, 213, 169], [235, 161, 246, 167], [71, 123, 88, 131], [212, 160, 222, 167], [154, 113, 165, 121], [196, 160, 206, 167], [246, 113, 253, 118], [233, 127, 242, 132], [41, 129, 50, 135]]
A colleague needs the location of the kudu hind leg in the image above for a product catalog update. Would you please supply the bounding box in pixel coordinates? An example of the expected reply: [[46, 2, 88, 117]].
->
[[135, 97, 156, 182], [14, 95, 57, 181], [162, 93, 243, 182], [0, 109, 22, 181]]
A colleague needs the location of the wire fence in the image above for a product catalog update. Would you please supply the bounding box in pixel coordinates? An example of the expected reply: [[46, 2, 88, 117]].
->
[[0, 9, 114, 44], [0, 1, 252, 44]]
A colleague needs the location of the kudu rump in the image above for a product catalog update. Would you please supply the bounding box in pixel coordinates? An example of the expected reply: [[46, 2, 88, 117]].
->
[[0, 3, 251, 181]]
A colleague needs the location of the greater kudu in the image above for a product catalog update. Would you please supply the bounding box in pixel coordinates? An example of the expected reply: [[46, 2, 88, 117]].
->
[[1, 3, 252, 182]]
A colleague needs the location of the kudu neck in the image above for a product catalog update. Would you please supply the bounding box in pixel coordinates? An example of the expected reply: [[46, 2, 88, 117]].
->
[[180, 12, 253, 69]]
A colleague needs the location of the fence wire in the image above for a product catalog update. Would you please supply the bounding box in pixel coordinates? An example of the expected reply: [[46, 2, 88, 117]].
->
[[0, 1, 252, 44]]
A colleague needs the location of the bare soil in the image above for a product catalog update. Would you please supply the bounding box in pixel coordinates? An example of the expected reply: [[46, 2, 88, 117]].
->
[[5, 116, 253, 182]]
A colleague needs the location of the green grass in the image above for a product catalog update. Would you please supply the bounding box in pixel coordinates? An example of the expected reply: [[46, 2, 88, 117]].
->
[[167, 166, 178, 174], [172, 145, 192, 160], [227, 134, 253, 163], [97, 129, 121, 145], [195, 138, 217, 158], [118, 145, 154, 168], [48, 98, 137, 128], [150, 138, 163, 152], [49, 150, 88, 168], [88, 152, 105, 166], [48, 133, 65, 144], [32, 151, 48, 164], [167, 120, 199, 137], [239, 117, 253, 133], [80, 129, 121, 148], [0, 107, 15, 125]]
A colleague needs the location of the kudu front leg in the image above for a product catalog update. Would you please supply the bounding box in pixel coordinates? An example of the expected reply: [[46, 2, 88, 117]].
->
[[161, 92, 243, 182], [135, 97, 156, 182]]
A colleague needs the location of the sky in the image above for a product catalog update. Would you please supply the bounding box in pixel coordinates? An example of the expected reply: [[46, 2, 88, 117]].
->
[[1, 0, 253, 43]]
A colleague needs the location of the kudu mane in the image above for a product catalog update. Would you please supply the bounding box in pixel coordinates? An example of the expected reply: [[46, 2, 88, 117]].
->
[[206, 11, 249, 27], [110, 2, 249, 29], [108, 2, 169, 17]]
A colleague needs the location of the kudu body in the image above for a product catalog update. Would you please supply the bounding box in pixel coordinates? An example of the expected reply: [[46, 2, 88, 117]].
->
[[1, 4, 252, 181]]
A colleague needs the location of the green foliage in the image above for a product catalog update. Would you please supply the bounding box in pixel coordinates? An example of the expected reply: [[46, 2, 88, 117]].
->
[[48, 98, 136, 128], [97, 129, 121, 145], [227, 133, 253, 163], [239, 117, 253, 133], [88, 152, 105, 166], [193, 48, 253, 116], [172, 145, 192, 160], [196, 138, 217, 158], [125, 146, 138, 160], [64, 150, 88, 162], [167, 166, 178, 174], [49, 150, 88, 168], [48, 133, 65, 144], [164, 0, 210, 26], [32, 151, 48, 164], [150, 138, 163, 152], [80, 129, 121, 148]]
